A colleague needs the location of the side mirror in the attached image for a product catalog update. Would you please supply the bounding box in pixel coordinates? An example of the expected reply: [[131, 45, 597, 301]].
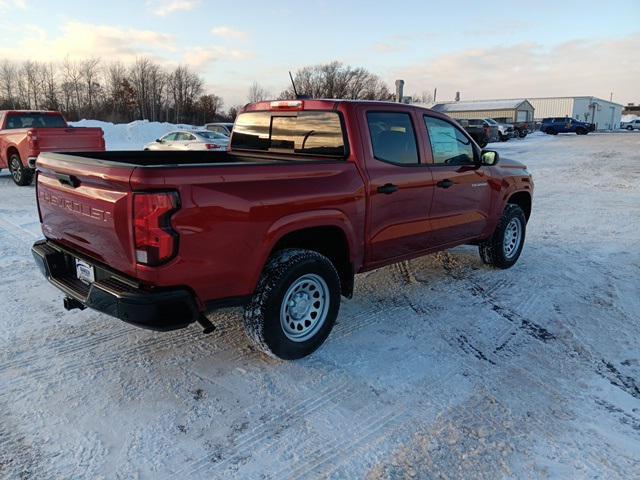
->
[[481, 150, 499, 166]]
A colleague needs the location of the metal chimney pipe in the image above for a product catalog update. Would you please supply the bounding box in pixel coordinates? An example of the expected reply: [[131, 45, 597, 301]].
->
[[395, 80, 405, 103]]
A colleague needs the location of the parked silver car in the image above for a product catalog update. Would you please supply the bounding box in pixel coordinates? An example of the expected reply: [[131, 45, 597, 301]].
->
[[144, 130, 229, 151]]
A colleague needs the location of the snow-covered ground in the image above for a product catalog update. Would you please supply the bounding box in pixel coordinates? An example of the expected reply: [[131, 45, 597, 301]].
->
[[1, 131, 639, 479]]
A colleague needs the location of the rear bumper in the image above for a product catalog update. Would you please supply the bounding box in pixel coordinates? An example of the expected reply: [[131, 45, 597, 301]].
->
[[32, 239, 199, 331]]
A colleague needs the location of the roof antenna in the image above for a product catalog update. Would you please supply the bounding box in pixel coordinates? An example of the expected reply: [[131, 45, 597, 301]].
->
[[289, 71, 299, 98], [288, 71, 310, 99]]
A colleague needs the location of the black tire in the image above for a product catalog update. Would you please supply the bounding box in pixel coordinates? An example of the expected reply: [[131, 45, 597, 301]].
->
[[479, 204, 527, 269], [576, 127, 586, 135], [518, 131, 527, 138], [626, 125, 633, 131], [499, 133, 508, 142], [243, 249, 341, 360], [8, 153, 34, 186]]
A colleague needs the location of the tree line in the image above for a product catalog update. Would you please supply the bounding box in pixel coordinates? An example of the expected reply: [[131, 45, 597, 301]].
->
[[0, 59, 394, 125], [0, 57, 226, 124]]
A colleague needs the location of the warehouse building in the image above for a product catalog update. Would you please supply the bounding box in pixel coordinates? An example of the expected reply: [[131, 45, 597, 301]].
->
[[431, 99, 535, 124], [526, 96, 623, 130]]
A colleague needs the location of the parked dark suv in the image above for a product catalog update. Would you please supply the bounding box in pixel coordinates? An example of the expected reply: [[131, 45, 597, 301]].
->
[[541, 117, 595, 135]]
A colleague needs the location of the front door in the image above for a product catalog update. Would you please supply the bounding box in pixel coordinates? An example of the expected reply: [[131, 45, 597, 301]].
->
[[422, 115, 492, 246], [363, 109, 435, 266]]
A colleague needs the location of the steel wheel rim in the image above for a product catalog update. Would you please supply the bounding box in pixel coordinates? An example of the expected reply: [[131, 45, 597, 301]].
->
[[10, 157, 21, 183], [280, 273, 329, 342], [503, 217, 522, 259]]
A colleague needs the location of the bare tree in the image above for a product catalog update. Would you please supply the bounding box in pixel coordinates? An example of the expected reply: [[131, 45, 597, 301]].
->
[[40, 62, 59, 110], [62, 58, 83, 116], [280, 62, 392, 101], [169, 65, 203, 123], [0, 60, 18, 108], [80, 58, 101, 116], [198, 94, 223, 123], [247, 81, 269, 103]]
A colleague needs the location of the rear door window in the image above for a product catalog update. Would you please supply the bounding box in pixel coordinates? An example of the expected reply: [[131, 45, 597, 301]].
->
[[366, 112, 419, 165], [232, 111, 346, 158]]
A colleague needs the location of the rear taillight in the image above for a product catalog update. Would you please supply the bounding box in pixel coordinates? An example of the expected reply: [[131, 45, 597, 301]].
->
[[204, 143, 221, 150], [133, 192, 180, 266], [27, 130, 39, 150]]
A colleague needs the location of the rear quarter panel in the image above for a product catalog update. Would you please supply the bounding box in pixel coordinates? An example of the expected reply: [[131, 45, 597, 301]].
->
[[130, 160, 366, 305]]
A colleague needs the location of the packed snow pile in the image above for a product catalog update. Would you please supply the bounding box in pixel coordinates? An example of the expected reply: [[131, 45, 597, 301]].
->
[[70, 119, 200, 150], [621, 114, 638, 123]]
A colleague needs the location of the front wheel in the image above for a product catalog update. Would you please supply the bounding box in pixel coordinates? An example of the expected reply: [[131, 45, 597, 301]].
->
[[9, 153, 34, 186], [626, 125, 633, 131], [243, 249, 341, 360], [479, 204, 527, 269]]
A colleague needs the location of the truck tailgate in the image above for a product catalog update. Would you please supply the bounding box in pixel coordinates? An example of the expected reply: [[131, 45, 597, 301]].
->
[[36, 127, 104, 152], [37, 153, 136, 276]]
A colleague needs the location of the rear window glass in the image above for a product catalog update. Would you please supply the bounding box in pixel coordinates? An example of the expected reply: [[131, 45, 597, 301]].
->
[[5, 113, 66, 129], [231, 111, 346, 158]]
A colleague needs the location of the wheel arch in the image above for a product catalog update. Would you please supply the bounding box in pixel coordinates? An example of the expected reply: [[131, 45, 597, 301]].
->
[[507, 191, 532, 221], [259, 212, 360, 298]]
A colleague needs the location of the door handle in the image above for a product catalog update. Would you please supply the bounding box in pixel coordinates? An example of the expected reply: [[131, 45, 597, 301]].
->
[[377, 183, 398, 195], [436, 179, 455, 189]]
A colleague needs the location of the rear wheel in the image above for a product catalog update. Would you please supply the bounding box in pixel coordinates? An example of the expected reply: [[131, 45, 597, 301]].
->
[[243, 249, 341, 360], [9, 153, 34, 186], [479, 204, 527, 269]]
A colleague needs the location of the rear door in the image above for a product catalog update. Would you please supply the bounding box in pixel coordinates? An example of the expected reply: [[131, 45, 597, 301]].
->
[[422, 114, 492, 245], [36, 153, 137, 276], [361, 107, 435, 266]]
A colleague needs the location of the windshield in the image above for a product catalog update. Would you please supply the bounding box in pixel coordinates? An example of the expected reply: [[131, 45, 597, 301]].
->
[[196, 131, 228, 140], [484, 119, 498, 125], [5, 112, 67, 129]]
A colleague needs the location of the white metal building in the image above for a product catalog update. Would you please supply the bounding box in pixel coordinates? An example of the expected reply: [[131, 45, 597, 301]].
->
[[526, 96, 623, 130], [431, 99, 534, 123]]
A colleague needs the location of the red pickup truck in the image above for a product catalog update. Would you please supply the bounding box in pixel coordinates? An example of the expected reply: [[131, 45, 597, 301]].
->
[[32, 99, 533, 359], [0, 110, 105, 186]]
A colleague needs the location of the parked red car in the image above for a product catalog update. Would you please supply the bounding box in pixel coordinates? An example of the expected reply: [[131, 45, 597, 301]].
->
[[32, 99, 533, 359], [0, 110, 105, 186]]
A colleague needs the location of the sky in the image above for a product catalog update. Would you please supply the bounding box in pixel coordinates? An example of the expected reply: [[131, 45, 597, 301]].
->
[[0, 0, 638, 108]]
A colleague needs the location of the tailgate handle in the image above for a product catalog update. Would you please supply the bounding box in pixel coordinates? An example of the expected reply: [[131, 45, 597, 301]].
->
[[56, 173, 80, 188]]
